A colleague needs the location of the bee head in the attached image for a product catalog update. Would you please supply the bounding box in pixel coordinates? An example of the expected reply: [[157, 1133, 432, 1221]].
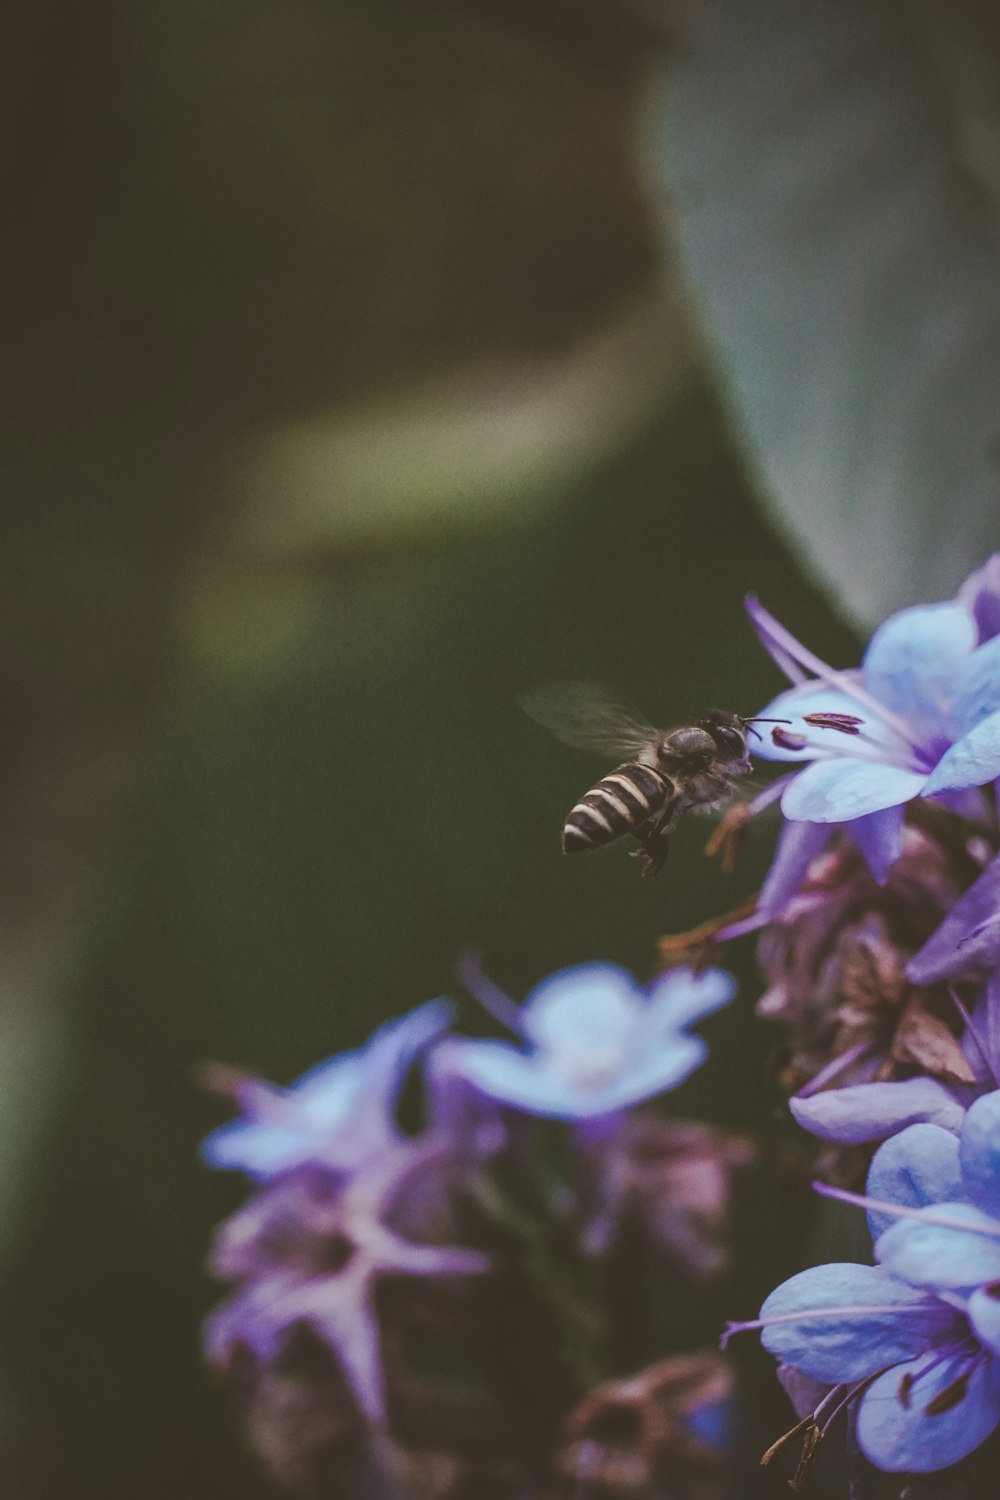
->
[[698, 709, 751, 766]]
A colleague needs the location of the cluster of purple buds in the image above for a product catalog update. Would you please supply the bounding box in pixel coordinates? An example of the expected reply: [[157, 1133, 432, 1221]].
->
[[712, 554, 1000, 1485], [202, 966, 747, 1498]]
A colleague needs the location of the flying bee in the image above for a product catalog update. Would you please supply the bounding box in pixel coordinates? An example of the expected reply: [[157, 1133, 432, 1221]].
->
[[521, 684, 787, 877]]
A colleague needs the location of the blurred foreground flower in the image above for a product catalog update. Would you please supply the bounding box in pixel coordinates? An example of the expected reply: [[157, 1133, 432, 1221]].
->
[[202, 972, 741, 1498], [438, 963, 734, 1119], [202, 1002, 452, 1179]]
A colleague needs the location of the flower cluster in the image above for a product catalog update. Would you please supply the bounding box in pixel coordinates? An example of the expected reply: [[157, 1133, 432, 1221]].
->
[[731, 1093, 1000, 1475], [202, 965, 744, 1498], [201, 551, 1000, 1496], [715, 555, 1000, 1486]]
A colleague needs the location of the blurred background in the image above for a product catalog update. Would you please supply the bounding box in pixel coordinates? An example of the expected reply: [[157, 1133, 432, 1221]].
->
[[4, 1, 1000, 1495]]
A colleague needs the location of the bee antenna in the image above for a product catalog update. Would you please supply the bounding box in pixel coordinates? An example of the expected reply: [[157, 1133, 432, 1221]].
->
[[740, 715, 792, 742]]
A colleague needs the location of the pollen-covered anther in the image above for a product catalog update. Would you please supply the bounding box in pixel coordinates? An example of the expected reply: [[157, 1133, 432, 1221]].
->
[[802, 712, 865, 735]]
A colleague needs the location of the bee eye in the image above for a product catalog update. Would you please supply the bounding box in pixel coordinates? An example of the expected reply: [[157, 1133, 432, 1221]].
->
[[715, 726, 746, 756]]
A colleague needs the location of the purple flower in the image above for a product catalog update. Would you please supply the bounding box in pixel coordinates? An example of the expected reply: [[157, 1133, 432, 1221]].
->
[[907, 851, 1000, 993], [789, 1073, 973, 1146], [733, 1092, 1000, 1473], [438, 963, 734, 1119], [206, 1138, 492, 1428], [747, 555, 1000, 883], [202, 1001, 452, 1179]]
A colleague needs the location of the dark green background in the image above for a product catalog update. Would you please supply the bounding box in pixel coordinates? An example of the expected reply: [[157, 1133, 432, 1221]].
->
[[3, 4, 861, 1495]]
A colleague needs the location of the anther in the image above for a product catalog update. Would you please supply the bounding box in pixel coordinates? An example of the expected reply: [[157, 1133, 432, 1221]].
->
[[772, 727, 808, 752], [802, 712, 865, 735]]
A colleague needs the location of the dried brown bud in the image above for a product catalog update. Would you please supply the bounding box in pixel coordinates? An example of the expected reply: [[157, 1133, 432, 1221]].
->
[[558, 1354, 732, 1499]]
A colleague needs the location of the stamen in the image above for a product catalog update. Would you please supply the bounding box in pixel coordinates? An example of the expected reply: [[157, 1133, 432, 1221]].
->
[[757, 1365, 903, 1492], [771, 723, 924, 773], [704, 804, 751, 872], [924, 1371, 971, 1414], [722, 1304, 937, 1345], [794, 1041, 879, 1099], [714, 910, 771, 942], [659, 897, 759, 964], [455, 948, 526, 1037], [947, 986, 1000, 1087], [745, 596, 932, 762], [813, 1181, 1000, 1240], [803, 712, 865, 735], [789, 1423, 824, 1491], [759, 1412, 817, 1468]]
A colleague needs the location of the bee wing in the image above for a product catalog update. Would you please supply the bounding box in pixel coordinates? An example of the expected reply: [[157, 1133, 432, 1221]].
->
[[519, 682, 659, 759]]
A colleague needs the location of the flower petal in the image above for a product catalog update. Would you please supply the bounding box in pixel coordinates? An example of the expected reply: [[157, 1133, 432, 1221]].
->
[[757, 819, 830, 919], [759, 1264, 960, 1383], [960, 1091, 1000, 1218], [522, 964, 640, 1051], [781, 760, 927, 823], [958, 553, 1000, 645], [849, 806, 904, 884], [591, 1037, 709, 1110], [905, 852, 1000, 982], [875, 1203, 1000, 1290], [862, 602, 976, 741], [952, 635, 1000, 737], [857, 1350, 1000, 1473], [866, 1124, 963, 1241], [969, 1287, 1000, 1355], [776, 1363, 832, 1420], [750, 683, 878, 763], [201, 1058, 362, 1177], [443, 1035, 708, 1119], [645, 966, 735, 1033], [442, 1039, 591, 1117], [790, 1078, 967, 1144], [924, 710, 1000, 794], [201, 1001, 453, 1178]]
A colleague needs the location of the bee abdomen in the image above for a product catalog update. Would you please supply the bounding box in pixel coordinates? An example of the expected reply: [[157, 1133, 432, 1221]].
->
[[562, 764, 670, 854]]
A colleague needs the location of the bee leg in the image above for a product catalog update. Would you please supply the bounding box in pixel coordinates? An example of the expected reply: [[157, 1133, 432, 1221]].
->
[[631, 820, 670, 878]]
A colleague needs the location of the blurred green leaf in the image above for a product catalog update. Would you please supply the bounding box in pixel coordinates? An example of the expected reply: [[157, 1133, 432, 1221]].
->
[[647, 0, 1000, 623]]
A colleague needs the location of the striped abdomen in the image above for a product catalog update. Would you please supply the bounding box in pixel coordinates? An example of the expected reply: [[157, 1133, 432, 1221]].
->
[[562, 763, 674, 855]]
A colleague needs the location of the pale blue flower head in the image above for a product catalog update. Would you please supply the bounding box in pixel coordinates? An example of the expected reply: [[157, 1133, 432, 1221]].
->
[[747, 554, 1000, 887], [737, 1092, 1000, 1473], [202, 1000, 452, 1179], [438, 962, 734, 1119]]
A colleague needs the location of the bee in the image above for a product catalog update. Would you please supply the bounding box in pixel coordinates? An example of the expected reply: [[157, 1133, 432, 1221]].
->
[[521, 684, 785, 877]]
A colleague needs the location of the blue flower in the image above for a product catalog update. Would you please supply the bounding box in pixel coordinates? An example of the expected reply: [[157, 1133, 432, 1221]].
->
[[747, 555, 1000, 884], [734, 1092, 1000, 1473], [201, 1001, 452, 1179], [438, 963, 734, 1119]]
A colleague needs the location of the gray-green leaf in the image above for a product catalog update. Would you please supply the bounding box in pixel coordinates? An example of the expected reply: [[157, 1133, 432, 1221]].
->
[[645, 0, 1000, 624]]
